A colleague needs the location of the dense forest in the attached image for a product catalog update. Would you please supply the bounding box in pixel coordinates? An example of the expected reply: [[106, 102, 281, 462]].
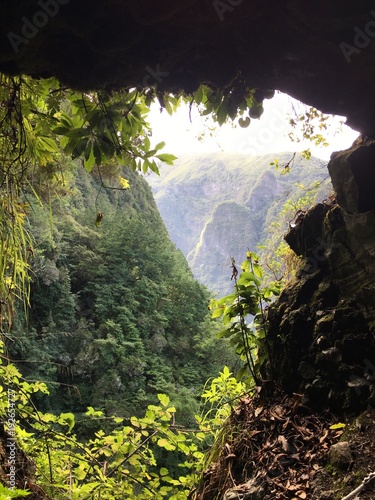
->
[[8, 160, 235, 427]]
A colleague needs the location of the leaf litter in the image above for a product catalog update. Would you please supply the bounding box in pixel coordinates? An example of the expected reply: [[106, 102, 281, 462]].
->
[[194, 382, 375, 499]]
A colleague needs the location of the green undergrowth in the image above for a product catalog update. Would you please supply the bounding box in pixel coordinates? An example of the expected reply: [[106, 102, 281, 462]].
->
[[0, 342, 246, 499]]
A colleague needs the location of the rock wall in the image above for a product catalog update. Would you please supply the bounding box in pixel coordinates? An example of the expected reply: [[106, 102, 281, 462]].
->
[[266, 138, 375, 414]]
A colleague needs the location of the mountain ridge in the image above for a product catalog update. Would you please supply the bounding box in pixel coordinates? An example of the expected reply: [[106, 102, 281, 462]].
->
[[147, 152, 332, 294]]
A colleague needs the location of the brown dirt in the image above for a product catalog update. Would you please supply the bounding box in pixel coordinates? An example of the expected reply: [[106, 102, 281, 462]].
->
[[194, 383, 375, 500]]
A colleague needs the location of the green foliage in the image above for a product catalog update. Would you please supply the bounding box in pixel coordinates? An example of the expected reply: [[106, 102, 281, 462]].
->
[[261, 180, 324, 283], [193, 84, 264, 127], [14, 75, 176, 174], [288, 105, 330, 159], [209, 252, 281, 384], [0, 484, 30, 498], [7, 162, 235, 431], [0, 345, 192, 498], [0, 341, 245, 499], [200, 366, 246, 425], [0, 76, 35, 331], [0, 72, 180, 336], [195, 366, 247, 468], [0, 195, 32, 332]]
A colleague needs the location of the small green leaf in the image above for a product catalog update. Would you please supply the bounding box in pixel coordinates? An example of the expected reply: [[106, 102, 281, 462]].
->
[[194, 86, 204, 105], [85, 407, 104, 417], [160, 467, 169, 477], [93, 142, 102, 165], [216, 102, 228, 126], [237, 272, 260, 287], [154, 141, 166, 151], [156, 153, 178, 165], [72, 138, 89, 160], [157, 438, 176, 451], [83, 144, 96, 172], [57, 412, 75, 432], [157, 394, 170, 407], [52, 126, 70, 135], [38, 136, 59, 152], [118, 176, 130, 189], [148, 160, 160, 175], [211, 306, 225, 318]]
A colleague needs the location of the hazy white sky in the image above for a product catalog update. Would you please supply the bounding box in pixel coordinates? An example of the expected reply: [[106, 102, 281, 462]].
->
[[148, 91, 359, 161]]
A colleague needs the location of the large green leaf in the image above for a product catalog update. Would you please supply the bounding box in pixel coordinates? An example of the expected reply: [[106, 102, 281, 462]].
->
[[237, 271, 261, 287]]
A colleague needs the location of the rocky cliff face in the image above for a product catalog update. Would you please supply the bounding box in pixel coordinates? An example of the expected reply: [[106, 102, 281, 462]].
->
[[266, 137, 375, 414], [150, 152, 331, 294], [190, 200, 258, 294]]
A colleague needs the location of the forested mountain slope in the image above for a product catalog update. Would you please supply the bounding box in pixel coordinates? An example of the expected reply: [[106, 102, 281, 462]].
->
[[10, 163, 233, 426], [148, 152, 332, 294]]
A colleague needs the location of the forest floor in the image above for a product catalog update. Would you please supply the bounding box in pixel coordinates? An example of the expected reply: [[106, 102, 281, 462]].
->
[[194, 384, 375, 500]]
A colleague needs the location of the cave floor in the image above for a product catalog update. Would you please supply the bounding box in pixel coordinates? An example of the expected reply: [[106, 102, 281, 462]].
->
[[195, 385, 375, 500]]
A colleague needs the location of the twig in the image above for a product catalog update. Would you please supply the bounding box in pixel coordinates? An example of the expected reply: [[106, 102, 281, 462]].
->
[[341, 471, 375, 500]]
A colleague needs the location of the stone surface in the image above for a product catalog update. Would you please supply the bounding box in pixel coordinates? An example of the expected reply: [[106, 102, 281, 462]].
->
[[265, 140, 375, 414], [328, 441, 352, 469], [328, 137, 375, 214], [284, 203, 330, 259]]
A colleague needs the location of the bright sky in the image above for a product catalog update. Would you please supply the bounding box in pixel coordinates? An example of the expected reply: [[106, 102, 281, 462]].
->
[[148, 91, 359, 162]]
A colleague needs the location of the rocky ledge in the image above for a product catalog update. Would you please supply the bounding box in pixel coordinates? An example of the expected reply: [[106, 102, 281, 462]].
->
[[266, 137, 375, 414]]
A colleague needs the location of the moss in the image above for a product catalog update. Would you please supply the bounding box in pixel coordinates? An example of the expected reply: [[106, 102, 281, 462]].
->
[[325, 463, 339, 476], [331, 470, 369, 499]]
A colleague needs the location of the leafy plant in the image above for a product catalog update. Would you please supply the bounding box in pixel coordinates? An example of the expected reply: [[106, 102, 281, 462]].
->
[[288, 104, 331, 159], [209, 252, 281, 385], [0, 341, 246, 499], [0, 73, 181, 330], [193, 83, 266, 127], [260, 180, 325, 283], [0, 483, 30, 498]]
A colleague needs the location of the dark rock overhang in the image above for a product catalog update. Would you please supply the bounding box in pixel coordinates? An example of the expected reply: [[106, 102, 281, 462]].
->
[[1, 1, 375, 134]]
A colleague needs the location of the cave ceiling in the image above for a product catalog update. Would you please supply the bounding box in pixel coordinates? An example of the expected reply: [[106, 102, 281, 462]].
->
[[1, 1, 375, 134]]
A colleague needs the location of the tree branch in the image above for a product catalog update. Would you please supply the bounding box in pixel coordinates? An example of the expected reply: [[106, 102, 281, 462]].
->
[[341, 472, 375, 500]]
